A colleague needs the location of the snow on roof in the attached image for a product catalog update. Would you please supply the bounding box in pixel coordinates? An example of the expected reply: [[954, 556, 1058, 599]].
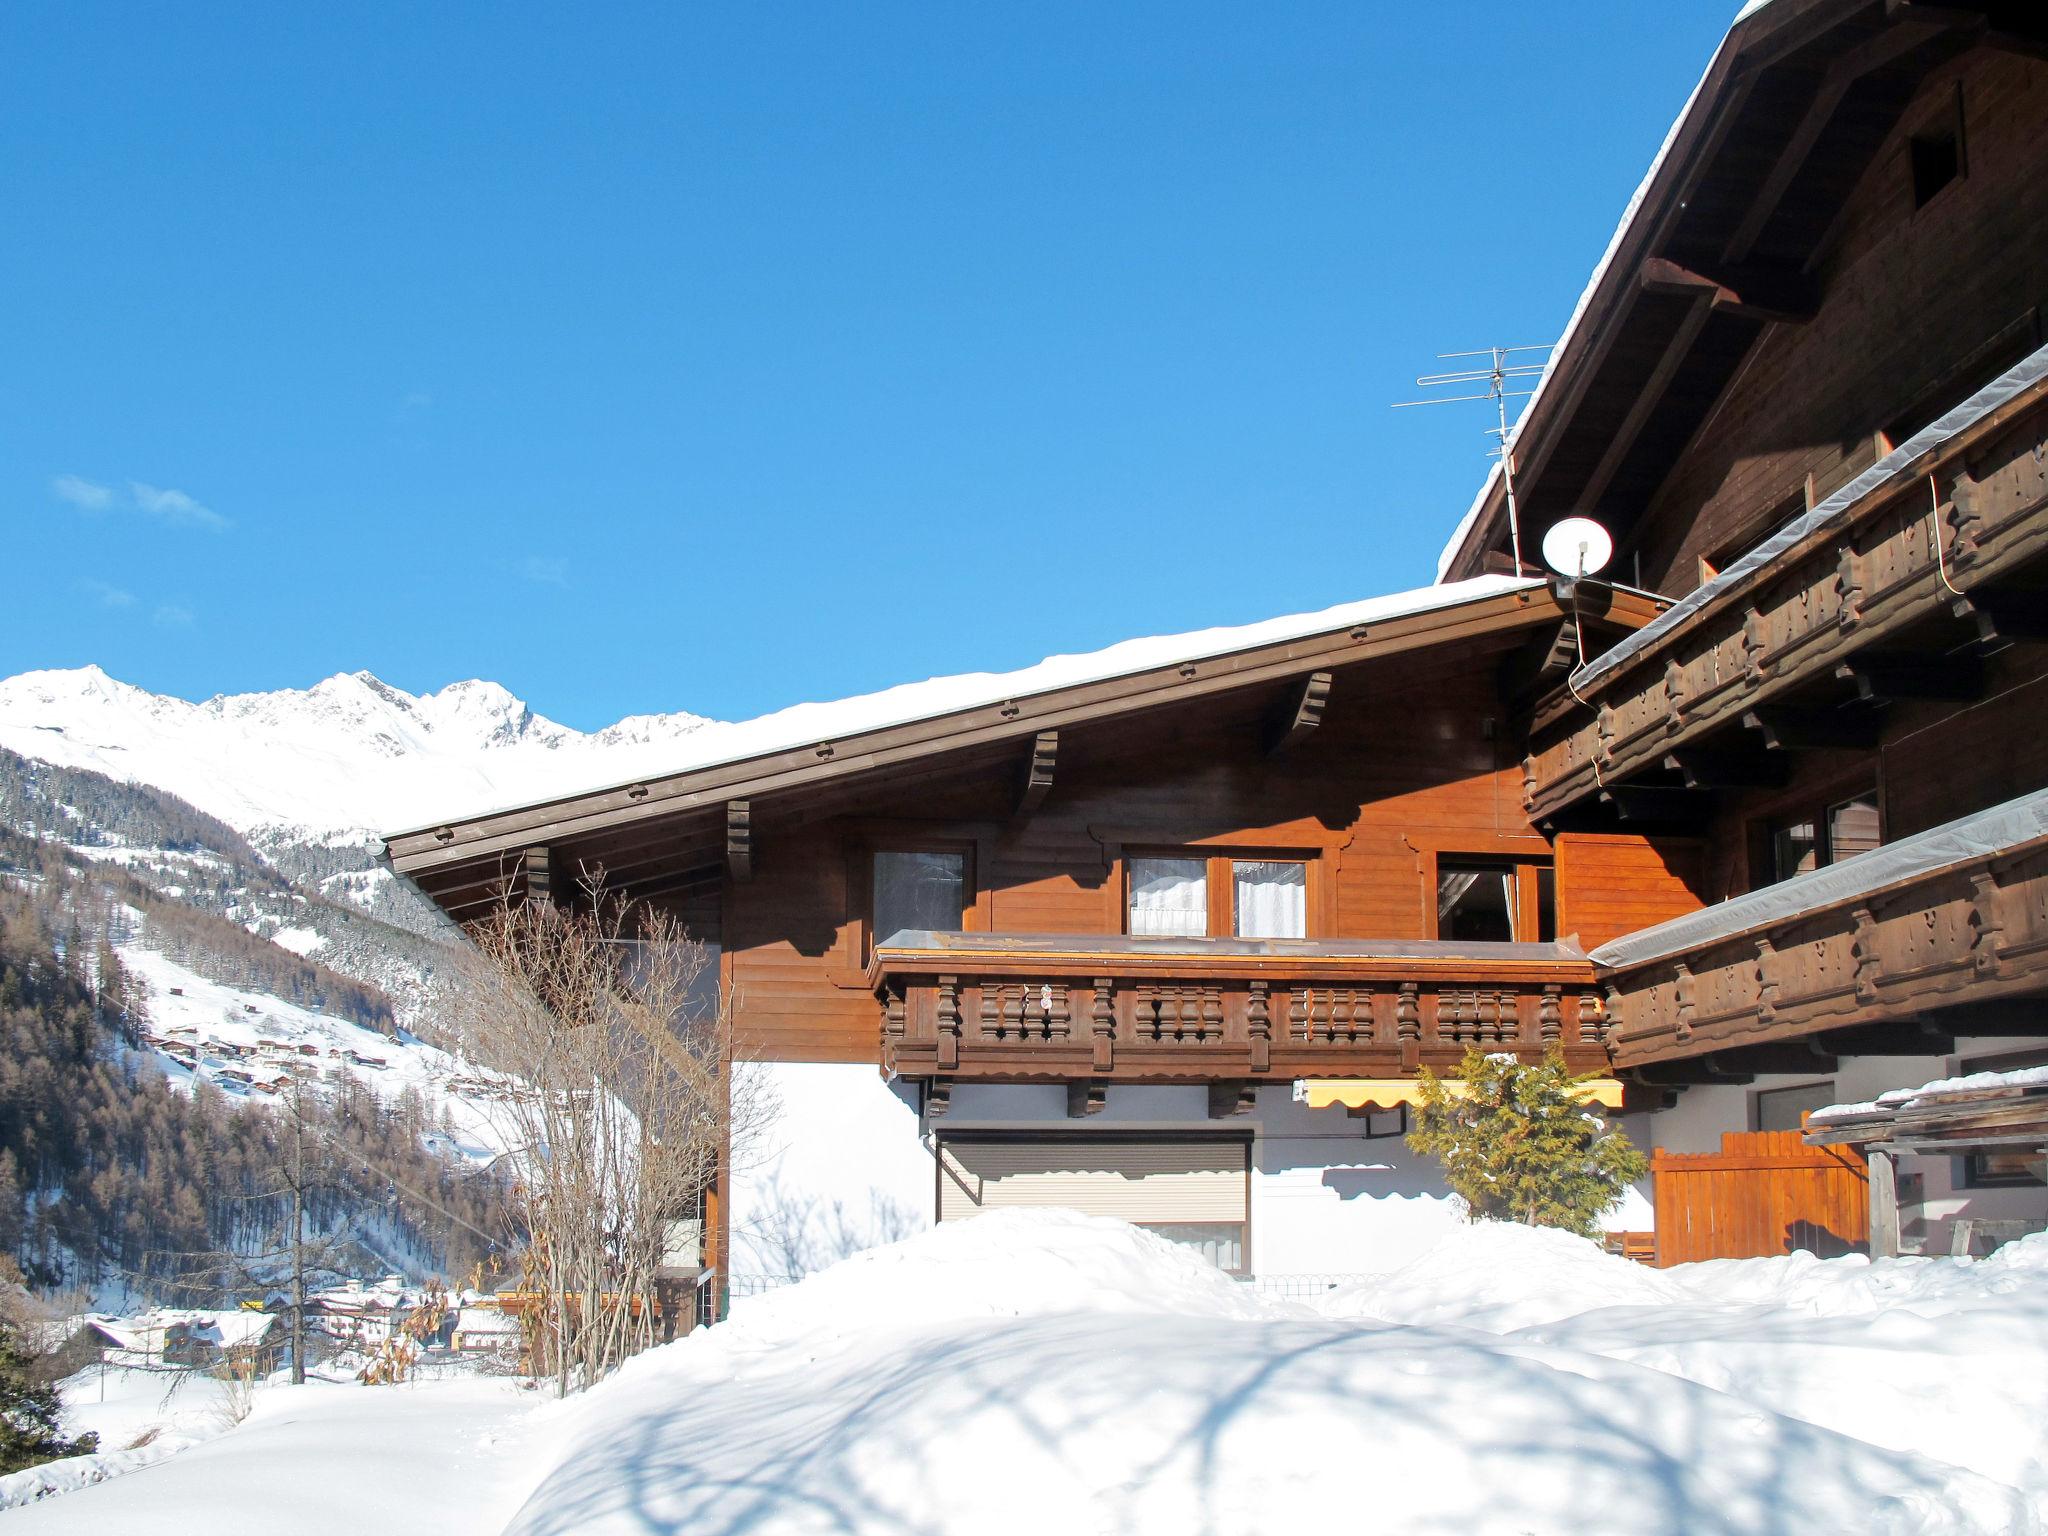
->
[[1573, 338, 2048, 692], [1810, 1065, 2048, 1126], [1590, 785, 2048, 971], [1434, 4, 1773, 582], [453, 1307, 519, 1334], [395, 573, 1541, 834]]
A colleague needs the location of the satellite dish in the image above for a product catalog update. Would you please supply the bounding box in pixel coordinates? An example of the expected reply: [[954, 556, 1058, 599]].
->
[[1541, 517, 1614, 579]]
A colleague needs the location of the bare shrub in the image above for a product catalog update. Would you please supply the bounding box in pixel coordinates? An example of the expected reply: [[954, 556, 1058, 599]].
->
[[451, 885, 769, 1395]]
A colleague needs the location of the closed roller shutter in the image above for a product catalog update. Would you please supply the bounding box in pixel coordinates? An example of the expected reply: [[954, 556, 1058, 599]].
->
[[937, 1138, 1248, 1224]]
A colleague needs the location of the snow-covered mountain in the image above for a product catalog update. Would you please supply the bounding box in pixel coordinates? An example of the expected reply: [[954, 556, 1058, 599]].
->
[[0, 666, 717, 847]]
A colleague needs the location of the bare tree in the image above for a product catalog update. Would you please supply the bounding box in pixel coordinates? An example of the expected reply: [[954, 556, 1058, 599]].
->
[[451, 884, 769, 1395]]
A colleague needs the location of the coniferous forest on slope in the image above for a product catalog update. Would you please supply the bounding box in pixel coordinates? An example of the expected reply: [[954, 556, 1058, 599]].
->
[[0, 838, 510, 1304]]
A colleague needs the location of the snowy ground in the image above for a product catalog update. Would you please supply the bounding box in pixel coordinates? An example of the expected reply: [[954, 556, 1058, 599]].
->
[[12, 1212, 2048, 1535]]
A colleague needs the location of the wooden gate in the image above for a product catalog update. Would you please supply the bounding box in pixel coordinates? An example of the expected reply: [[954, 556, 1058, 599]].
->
[[1651, 1131, 1868, 1265]]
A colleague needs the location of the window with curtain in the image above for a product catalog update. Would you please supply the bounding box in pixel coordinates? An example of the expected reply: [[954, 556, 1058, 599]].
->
[[872, 849, 967, 945], [1438, 862, 1517, 943], [1128, 857, 1209, 937], [1233, 860, 1306, 939]]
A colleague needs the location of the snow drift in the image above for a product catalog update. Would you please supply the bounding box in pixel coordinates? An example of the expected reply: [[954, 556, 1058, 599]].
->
[[503, 1212, 2040, 1536]]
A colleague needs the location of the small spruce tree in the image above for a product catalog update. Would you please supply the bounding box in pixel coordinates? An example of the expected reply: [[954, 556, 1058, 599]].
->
[[0, 1322, 97, 1474], [1407, 1047, 1647, 1237]]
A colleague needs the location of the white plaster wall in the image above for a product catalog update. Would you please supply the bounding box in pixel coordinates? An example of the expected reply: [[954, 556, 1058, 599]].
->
[[726, 1062, 934, 1278], [1641, 1035, 2048, 1253], [1247, 1087, 1462, 1276]]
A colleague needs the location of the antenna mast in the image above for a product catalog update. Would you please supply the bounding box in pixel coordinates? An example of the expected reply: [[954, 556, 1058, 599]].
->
[[1393, 343, 1552, 574]]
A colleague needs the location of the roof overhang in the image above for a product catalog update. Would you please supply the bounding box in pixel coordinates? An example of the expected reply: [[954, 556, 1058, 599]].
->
[[388, 580, 1664, 915], [1439, 0, 2041, 583]]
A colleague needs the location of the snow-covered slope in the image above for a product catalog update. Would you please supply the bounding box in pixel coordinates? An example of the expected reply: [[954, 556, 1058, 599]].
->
[[0, 666, 715, 846], [119, 945, 510, 1165]]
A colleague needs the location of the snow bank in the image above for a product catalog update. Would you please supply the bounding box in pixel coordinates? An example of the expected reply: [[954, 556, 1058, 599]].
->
[[503, 1212, 2036, 1536], [1315, 1219, 1687, 1331]]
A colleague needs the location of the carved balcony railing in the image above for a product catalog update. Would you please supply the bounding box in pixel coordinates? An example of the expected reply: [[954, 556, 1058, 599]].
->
[[1522, 368, 2048, 823], [870, 931, 1608, 1083], [1594, 789, 2048, 1068]]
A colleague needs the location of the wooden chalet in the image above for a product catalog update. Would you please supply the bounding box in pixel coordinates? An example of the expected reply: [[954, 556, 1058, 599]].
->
[[390, 0, 2048, 1283]]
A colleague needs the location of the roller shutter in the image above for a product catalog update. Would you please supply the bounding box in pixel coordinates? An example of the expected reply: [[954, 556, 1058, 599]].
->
[[937, 1138, 1248, 1224]]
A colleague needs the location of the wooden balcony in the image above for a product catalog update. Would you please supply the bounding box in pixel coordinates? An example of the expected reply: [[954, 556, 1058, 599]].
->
[[1597, 792, 2048, 1071], [870, 931, 1608, 1087], [1521, 370, 2048, 825]]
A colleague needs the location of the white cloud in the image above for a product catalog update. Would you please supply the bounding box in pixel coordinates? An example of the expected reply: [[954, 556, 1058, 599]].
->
[[82, 579, 136, 609], [153, 603, 195, 628], [129, 482, 229, 531], [51, 474, 230, 531], [521, 555, 569, 586], [53, 474, 115, 510]]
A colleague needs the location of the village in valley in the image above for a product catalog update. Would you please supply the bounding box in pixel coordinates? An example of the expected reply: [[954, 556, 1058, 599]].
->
[[3, 1, 2048, 1532]]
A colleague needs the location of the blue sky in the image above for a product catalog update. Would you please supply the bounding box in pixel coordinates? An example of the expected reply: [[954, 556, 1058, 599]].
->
[[3, 2, 1742, 729]]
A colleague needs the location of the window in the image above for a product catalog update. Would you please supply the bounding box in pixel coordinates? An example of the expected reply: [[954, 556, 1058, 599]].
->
[[1754, 1080, 1837, 1134], [1438, 862, 1516, 943], [872, 849, 968, 945], [1435, 859, 1557, 943], [1129, 857, 1209, 937], [1126, 853, 1310, 940], [1765, 793, 1880, 887], [1910, 125, 1959, 208], [1233, 860, 1307, 940]]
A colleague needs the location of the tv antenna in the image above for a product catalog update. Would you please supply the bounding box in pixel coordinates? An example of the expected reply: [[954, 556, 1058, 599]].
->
[[1392, 343, 1553, 574]]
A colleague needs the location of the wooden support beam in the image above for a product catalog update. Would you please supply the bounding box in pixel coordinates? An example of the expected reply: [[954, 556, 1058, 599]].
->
[[1741, 707, 1881, 752], [1265, 671, 1333, 757], [1208, 1080, 1259, 1119], [522, 846, 555, 907], [1724, 6, 1970, 264], [1597, 784, 1712, 826], [1576, 292, 1719, 515], [1820, 1020, 1955, 1057], [923, 1080, 952, 1120], [1631, 1056, 1756, 1087], [1662, 748, 1792, 791], [1867, 1147, 1901, 1260], [1835, 653, 1985, 706], [725, 800, 753, 883], [1066, 1081, 1107, 1118], [1950, 590, 2048, 656], [1016, 730, 1059, 816], [1637, 256, 1818, 324], [1927, 999, 2048, 1037], [1715, 1043, 1841, 1076]]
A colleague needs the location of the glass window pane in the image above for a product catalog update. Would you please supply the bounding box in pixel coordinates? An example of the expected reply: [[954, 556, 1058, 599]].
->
[[1536, 865, 1557, 943], [1827, 797, 1881, 863], [1129, 857, 1208, 937], [1772, 821, 1817, 883], [1754, 1081, 1836, 1134], [1438, 863, 1516, 942], [1233, 860, 1306, 939], [873, 850, 965, 944]]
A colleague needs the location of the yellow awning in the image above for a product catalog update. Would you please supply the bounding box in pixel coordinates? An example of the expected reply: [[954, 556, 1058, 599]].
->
[[1297, 1077, 1625, 1111]]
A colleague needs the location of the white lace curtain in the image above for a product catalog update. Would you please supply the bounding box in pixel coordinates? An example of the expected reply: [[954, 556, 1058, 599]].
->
[[1233, 860, 1306, 939], [1129, 858, 1208, 937]]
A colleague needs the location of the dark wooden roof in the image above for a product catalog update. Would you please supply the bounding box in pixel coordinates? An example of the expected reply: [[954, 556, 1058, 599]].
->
[[387, 582, 1662, 920], [1440, 0, 2046, 582]]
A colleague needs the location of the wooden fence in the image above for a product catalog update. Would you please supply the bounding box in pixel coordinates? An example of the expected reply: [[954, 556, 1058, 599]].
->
[[1651, 1131, 1868, 1266]]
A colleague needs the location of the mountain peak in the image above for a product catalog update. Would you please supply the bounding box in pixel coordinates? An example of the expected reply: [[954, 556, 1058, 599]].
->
[[0, 665, 720, 844]]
